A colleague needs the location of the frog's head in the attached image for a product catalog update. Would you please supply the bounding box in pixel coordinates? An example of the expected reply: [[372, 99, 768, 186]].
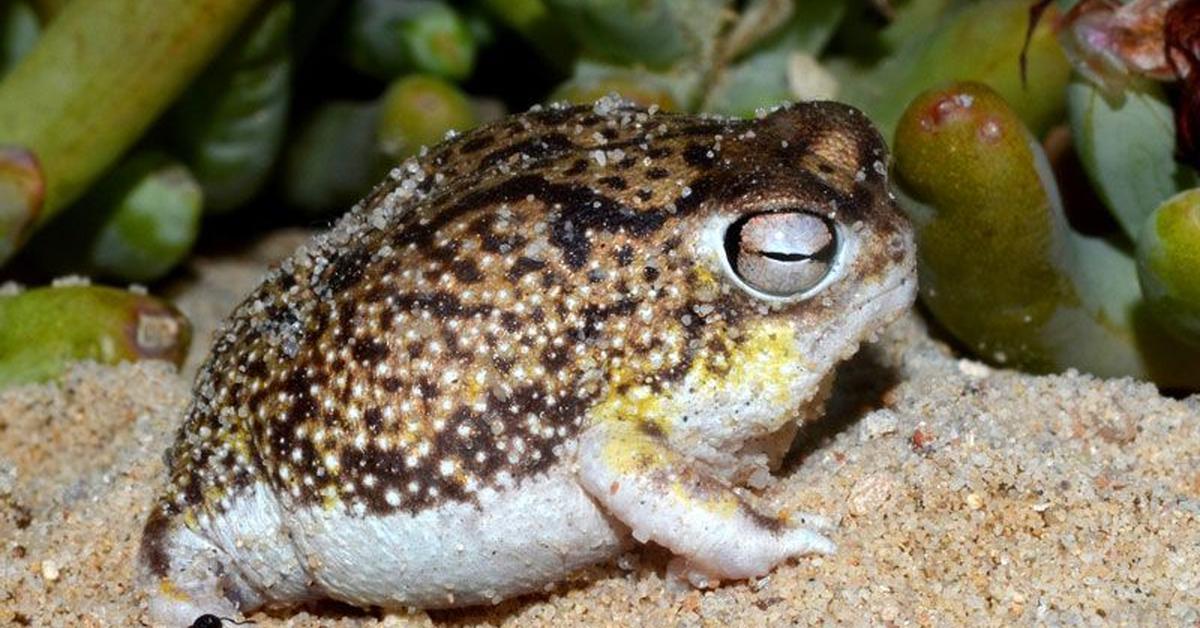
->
[[665, 102, 917, 438], [713, 101, 915, 332]]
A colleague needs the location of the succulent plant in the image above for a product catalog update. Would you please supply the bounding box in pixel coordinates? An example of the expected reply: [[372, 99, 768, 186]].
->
[[833, 0, 1072, 139], [0, 0, 264, 265], [878, 0, 1200, 389], [1137, 189, 1200, 348], [283, 74, 477, 216], [1068, 77, 1198, 239], [894, 81, 1199, 388], [170, 0, 293, 214], [344, 0, 478, 81], [377, 74, 476, 161], [0, 0, 37, 77], [0, 283, 190, 388], [28, 152, 202, 283], [0, 0, 1193, 390]]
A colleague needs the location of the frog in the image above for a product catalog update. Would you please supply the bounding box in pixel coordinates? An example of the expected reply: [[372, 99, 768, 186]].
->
[[138, 98, 917, 624]]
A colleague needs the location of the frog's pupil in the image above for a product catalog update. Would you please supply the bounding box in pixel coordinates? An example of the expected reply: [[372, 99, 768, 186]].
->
[[762, 251, 813, 262], [759, 235, 836, 263]]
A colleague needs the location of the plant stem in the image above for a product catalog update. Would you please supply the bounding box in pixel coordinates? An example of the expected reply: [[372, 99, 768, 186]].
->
[[0, 146, 42, 263], [0, 0, 262, 264]]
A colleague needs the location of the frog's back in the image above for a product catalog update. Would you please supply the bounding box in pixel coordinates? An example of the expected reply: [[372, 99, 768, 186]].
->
[[157, 103, 754, 521]]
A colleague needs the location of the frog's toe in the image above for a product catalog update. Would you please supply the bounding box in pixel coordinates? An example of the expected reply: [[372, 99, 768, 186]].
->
[[138, 516, 252, 626], [578, 420, 837, 582], [666, 556, 721, 590], [663, 523, 834, 592], [781, 523, 837, 556]]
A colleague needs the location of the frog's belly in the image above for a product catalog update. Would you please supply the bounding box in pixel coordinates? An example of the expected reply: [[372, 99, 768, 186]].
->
[[216, 463, 629, 610]]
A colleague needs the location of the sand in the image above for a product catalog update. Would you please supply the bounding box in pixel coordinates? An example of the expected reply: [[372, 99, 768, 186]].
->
[[2, 230, 1198, 626]]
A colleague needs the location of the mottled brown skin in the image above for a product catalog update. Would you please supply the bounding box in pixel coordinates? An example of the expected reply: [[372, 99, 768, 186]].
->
[[142, 101, 905, 577]]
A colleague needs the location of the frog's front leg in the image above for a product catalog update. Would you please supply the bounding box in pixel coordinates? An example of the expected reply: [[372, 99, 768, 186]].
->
[[576, 419, 834, 582]]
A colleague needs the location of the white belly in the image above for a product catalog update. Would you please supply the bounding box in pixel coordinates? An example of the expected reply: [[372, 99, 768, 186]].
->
[[202, 464, 629, 610]]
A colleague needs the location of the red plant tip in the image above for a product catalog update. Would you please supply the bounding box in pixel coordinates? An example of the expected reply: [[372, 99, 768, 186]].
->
[[1166, 0, 1200, 168], [920, 92, 979, 131]]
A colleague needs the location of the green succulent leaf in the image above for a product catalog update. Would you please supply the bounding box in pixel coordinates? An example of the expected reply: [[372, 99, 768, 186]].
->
[[836, 0, 1070, 139], [832, 0, 964, 64], [894, 82, 1200, 388], [29, 151, 203, 283], [724, 0, 844, 61], [703, 49, 837, 118], [377, 74, 477, 161], [345, 0, 477, 81], [1137, 189, 1200, 347], [1068, 77, 1199, 241], [477, 0, 576, 69], [282, 101, 381, 216], [704, 0, 844, 117], [170, 0, 293, 214], [552, 59, 695, 111], [0, 285, 191, 388], [0, 0, 264, 264], [0, 0, 38, 78], [544, 0, 728, 70], [0, 146, 42, 264]]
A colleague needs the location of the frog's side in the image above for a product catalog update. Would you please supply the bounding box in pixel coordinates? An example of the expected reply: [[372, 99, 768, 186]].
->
[[139, 99, 916, 624]]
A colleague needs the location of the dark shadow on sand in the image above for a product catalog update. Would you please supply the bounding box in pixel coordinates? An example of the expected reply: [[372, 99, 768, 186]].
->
[[782, 342, 902, 474]]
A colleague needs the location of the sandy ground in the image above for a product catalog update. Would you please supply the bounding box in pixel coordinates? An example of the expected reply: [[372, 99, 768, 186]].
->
[[2, 230, 1199, 626]]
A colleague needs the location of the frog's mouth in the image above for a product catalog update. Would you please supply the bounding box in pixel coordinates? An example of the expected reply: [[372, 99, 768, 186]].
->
[[809, 244, 918, 368], [704, 266, 916, 486]]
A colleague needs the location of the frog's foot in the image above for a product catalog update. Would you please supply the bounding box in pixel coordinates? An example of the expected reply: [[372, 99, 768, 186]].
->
[[138, 512, 258, 626], [576, 420, 835, 581], [138, 483, 313, 625]]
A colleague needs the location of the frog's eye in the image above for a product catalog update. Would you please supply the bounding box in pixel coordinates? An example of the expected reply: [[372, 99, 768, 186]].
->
[[725, 211, 837, 297]]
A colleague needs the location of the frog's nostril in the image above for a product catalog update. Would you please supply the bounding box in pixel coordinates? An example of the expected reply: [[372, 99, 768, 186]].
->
[[725, 211, 838, 297]]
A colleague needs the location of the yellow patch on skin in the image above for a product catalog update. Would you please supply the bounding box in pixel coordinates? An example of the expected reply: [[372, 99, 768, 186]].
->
[[692, 266, 721, 293], [158, 579, 191, 602], [320, 486, 341, 511], [591, 376, 673, 430], [591, 367, 676, 474], [599, 420, 670, 475], [590, 320, 802, 475], [201, 486, 226, 511], [670, 482, 738, 519], [691, 321, 801, 407], [590, 321, 800, 430], [595, 421, 737, 519]]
